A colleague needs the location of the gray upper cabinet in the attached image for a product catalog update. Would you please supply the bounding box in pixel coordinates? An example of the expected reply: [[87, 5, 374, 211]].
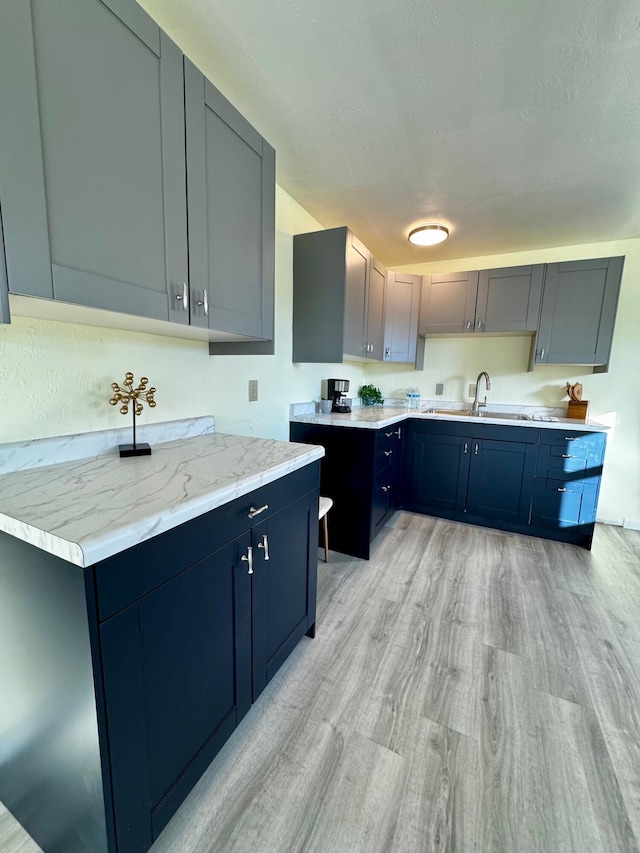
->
[[419, 271, 479, 334], [0, 0, 188, 324], [293, 227, 386, 363], [185, 61, 275, 340], [383, 272, 422, 363], [0, 202, 10, 325], [420, 265, 543, 336], [366, 257, 387, 359], [477, 264, 544, 333], [533, 257, 623, 371]]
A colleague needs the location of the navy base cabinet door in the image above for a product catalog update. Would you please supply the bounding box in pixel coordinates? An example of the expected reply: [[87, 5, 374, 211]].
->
[[407, 431, 469, 513], [251, 491, 318, 701], [466, 438, 536, 524], [100, 534, 251, 853]]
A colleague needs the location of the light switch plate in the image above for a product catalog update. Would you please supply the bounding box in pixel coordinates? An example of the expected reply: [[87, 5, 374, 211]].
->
[[435, 382, 444, 396], [469, 383, 477, 397], [248, 379, 258, 402]]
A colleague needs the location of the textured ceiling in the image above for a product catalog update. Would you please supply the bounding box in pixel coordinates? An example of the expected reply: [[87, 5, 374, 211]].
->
[[141, 0, 640, 265]]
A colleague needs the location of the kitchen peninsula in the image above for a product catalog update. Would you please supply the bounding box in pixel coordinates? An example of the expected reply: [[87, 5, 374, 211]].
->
[[0, 418, 323, 853]]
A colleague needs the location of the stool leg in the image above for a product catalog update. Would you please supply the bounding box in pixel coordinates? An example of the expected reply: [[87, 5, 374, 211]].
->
[[323, 514, 329, 563]]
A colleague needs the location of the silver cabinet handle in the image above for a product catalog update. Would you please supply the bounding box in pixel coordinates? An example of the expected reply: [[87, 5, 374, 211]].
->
[[539, 348, 545, 360], [466, 319, 472, 330], [175, 281, 188, 311], [385, 432, 393, 437], [557, 487, 568, 492], [474, 443, 479, 454], [476, 317, 483, 329], [564, 437, 578, 441], [248, 504, 269, 519], [464, 442, 468, 454], [396, 427, 402, 439], [257, 533, 270, 561], [385, 347, 390, 359], [381, 485, 391, 492], [561, 454, 574, 458], [384, 450, 393, 457], [241, 545, 253, 574], [196, 289, 209, 316]]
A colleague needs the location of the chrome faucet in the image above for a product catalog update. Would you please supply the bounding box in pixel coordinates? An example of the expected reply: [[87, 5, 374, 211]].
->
[[470, 371, 491, 414]]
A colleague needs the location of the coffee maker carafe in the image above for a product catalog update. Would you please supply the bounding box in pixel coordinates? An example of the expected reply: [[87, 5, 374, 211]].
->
[[328, 378, 351, 413]]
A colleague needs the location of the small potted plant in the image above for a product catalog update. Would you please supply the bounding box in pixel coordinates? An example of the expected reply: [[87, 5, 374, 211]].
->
[[358, 384, 384, 406]]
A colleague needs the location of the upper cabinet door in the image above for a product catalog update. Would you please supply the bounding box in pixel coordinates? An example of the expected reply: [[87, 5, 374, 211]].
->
[[535, 257, 624, 368], [343, 233, 369, 358], [419, 270, 479, 334], [0, 0, 188, 323], [384, 272, 422, 362], [0, 202, 10, 324], [366, 257, 387, 359], [476, 264, 544, 333], [185, 61, 275, 339]]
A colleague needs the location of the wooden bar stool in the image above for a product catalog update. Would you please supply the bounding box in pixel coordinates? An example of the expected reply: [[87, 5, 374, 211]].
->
[[318, 496, 333, 562]]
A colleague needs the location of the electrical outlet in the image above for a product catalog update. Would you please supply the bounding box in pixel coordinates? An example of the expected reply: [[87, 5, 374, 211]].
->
[[248, 379, 258, 402], [435, 382, 444, 396], [469, 383, 477, 397]]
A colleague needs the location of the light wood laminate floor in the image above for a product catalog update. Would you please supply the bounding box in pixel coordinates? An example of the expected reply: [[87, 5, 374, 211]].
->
[[3, 514, 640, 852]]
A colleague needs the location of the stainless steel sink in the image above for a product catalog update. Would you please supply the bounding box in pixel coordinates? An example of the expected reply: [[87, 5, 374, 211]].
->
[[424, 408, 531, 421]]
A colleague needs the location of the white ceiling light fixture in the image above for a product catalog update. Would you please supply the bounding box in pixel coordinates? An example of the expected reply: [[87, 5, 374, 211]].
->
[[408, 224, 449, 246]]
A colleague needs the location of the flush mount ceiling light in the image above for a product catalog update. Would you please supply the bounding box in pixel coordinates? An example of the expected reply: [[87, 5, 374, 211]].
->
[[408, 224, 449, 246]]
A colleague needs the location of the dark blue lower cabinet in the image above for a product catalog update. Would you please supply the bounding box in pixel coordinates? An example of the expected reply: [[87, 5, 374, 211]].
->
[[466, 438, 536, 524], [404, 421, 604, 548], [96, 472, 319, 853]]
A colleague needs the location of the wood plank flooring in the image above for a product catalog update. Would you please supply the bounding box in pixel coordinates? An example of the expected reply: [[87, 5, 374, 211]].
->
[[3, 514, 640, 852]]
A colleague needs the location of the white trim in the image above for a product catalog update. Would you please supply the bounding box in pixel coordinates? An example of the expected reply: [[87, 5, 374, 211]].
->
[[623, 518, 640, 531]]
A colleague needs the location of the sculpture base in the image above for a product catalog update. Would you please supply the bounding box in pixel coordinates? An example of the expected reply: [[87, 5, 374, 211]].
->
[[119, 443, 152, 458]]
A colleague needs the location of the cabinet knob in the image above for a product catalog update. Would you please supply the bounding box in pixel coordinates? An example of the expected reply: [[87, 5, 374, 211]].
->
[[196, 289, 209, 316], [241, 546, 254, 574], [257, 533, 270, 561], [248, 504, 269, 519], [175, 282, 189, 311]]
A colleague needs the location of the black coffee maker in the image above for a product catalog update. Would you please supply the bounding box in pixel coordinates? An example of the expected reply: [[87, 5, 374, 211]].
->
[[328, 378, 351, 413]]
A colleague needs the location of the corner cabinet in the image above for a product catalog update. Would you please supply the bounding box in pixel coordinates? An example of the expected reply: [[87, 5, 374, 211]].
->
[[290, 421, 403, 559], [0, 0, 275, 346], [293, 227, 387, 363], [419, 265, 543, 336], [531, 256, 623, 372], [383, 272, 422, 363]]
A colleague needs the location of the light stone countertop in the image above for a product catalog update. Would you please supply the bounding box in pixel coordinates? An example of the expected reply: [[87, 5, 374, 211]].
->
[[290, 406, 610, 432], [0, 432, 324, 568]]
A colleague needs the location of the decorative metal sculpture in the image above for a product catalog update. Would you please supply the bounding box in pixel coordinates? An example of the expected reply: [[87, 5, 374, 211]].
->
[[109, 372, 157, 457]]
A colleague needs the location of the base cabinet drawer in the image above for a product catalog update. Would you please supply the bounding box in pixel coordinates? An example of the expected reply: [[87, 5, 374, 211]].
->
[[531, 478, 599, 529]]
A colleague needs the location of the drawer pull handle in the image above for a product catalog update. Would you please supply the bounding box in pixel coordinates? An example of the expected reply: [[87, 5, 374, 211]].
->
[[381, 485, 391, 492], [248, 504, 269, 519], [474, 443, 479, 455], [385, 432, 393, 437], [564, 437, 578, 441], [384, 450, 393, 457], [241, 546, 254, 574], [557, 487, 568, 492], [396, 428, 402, 438], [561, 454, 574, 458], [257, 533, 270, 561]]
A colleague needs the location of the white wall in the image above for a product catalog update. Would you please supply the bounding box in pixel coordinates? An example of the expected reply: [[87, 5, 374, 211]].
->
[[364, 238, 640, 527], [0, 187, 366, 443]]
